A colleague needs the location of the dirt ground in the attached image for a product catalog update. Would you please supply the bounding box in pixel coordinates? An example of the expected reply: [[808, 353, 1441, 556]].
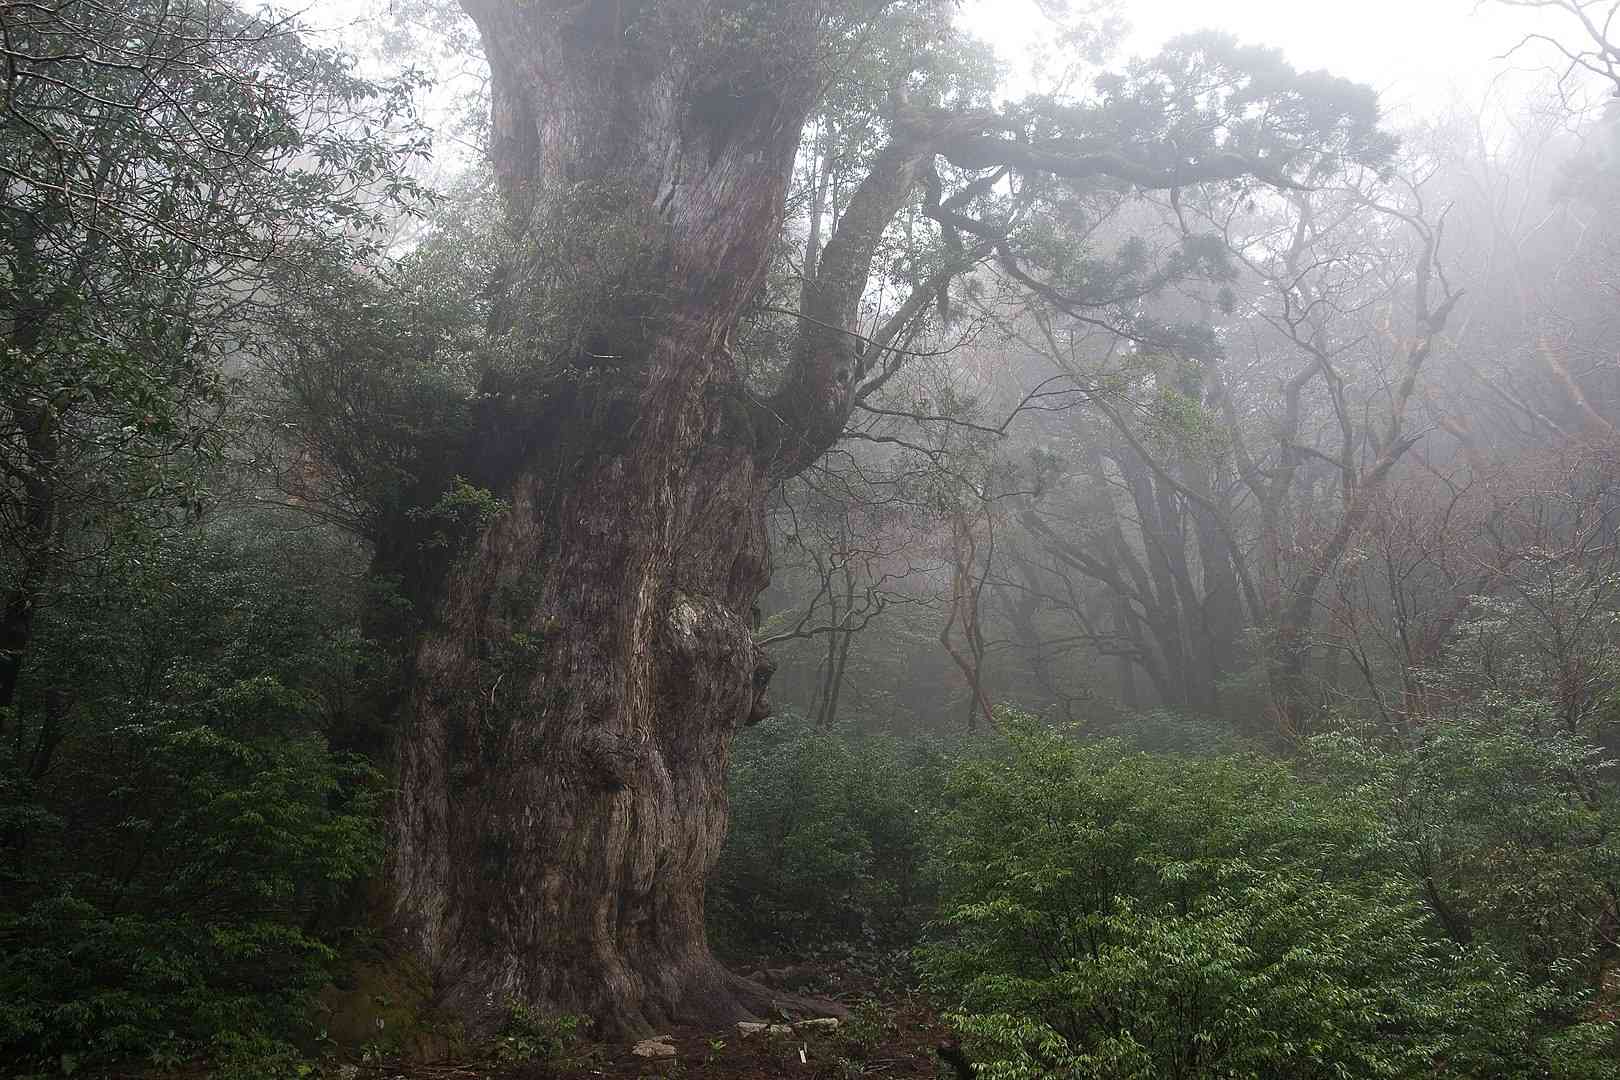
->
[[348, 996, 954, 1080], [78, 959, 959, 1080]]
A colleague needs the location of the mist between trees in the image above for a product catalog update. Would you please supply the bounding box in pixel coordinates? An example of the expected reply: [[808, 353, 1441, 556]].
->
[[2, 0, 1620, 1077]]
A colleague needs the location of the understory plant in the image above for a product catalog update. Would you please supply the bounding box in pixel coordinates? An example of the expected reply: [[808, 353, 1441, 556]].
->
[[921, 712, 1618, 1079], [709, 714, 957, 959], [0, 529, 387, 1074]]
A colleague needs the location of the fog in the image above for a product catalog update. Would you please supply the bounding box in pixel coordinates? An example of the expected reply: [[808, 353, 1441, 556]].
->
[[6, 0, 1620, 1072]]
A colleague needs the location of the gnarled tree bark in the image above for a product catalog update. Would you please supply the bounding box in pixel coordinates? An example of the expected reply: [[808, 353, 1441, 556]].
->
[[390, 0, 839, 1037], [381, 6, 1393, 1035]]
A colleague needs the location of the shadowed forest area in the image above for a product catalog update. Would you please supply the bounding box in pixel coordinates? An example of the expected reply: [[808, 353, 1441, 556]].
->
[[5, 0, 1620, 1077]]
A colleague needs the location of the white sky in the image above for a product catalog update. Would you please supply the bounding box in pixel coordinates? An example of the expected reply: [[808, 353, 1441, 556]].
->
[[960, 0, 1593, 123], [312, 0, 1605, 144]]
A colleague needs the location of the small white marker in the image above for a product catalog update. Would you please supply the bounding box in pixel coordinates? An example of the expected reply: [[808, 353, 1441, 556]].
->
[[799, 1044, 807, 1064]]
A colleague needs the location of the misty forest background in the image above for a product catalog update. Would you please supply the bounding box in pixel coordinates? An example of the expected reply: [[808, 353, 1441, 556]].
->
[[5, 0, 1620, 1076]]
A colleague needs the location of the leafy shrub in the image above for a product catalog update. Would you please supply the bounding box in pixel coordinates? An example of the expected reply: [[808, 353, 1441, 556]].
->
[[0, 528, 386, 1073], [839, 998, 898, 1059], [709, 714, 957, 957], [921, 713, 1617, 1079], [1307, 697, 1620, 999], [1078, 707, 1258, 758], [492, 1001, 586, 1066]]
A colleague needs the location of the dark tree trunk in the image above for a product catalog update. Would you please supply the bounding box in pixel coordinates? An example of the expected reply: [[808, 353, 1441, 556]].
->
[[1, 324, 61, 726], [393, 432, 778, 1034], [1187, 452, 1242, 711], [389, 0, 839, 1037], [1116, 448, 1191, 706], [0, 589, 35, 719]]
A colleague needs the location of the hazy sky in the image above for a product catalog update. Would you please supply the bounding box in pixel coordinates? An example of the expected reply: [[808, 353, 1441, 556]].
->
[[319, 0, 1601, 134], [960, 0, 1588, 121]]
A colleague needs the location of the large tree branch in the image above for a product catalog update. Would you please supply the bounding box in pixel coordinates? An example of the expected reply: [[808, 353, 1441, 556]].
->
[[767, 128, 938, 473], [939, 135, 1310, 192], [764, 46, 1388, 476]]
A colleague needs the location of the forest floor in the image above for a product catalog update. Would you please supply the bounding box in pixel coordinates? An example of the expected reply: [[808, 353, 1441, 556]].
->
[[485, 998, 951, 1080], [336, 960, 956, 1080], [330, 1001, 953, 1080], [80, 960, 957, 1080]]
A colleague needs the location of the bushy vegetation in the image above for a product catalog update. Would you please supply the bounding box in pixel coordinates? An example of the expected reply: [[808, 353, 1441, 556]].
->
[[917, 716, 1617, 1078], [1307, 699, 1620, 1000], [0, 0, 419, 1069], [0, 529, 387, 1073], [709, 715, 957, 959], [708, 709, 1620, 1079]]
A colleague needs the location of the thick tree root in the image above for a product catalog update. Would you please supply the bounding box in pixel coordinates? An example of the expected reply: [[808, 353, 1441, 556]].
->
[[724, 970, 851, 1024], [582, 964, 848, 1043]]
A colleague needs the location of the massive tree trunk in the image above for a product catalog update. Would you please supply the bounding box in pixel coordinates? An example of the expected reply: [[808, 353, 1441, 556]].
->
[[389, 0, 839, 1036], [378, 6, 1391, 1030]]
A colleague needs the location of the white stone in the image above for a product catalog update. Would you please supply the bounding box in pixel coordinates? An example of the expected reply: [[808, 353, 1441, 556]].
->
[[632, 1035, 677, 1058], [795, 1017, 840, 1031]]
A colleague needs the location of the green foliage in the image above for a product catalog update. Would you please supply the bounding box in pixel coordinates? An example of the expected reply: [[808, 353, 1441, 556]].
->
[[210, 1030, 323, 1080], [839, 998, 899, 1060], [1078, 707, 1258, 757], [0, 526, 386, 1073], [268, 253, 488, 550], [921, 714, 1617, 1079], [0, 0, 431, 609], [1308, 696, 1620, 998], [1435, 564, 1620, 733], [405, 477, 509, 552], [709, 714, 957, 957], [1095, 32, 1396, 184], [0, 34, 427, 1069], [491, 1001, 586, 1066]]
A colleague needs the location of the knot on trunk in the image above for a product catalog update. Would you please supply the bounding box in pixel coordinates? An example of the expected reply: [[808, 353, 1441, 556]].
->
[[660, 591, 758, 725], [664, 591, 743, 661], [577, 727, 647, 790]]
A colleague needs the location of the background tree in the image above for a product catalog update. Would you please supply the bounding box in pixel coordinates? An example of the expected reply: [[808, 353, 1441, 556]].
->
[[0, 0, 427, 718], [0, 0, 430, 1070]]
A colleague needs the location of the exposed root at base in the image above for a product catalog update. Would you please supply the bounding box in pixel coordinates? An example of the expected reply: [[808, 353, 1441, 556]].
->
[[724, 970, 851, 1024]]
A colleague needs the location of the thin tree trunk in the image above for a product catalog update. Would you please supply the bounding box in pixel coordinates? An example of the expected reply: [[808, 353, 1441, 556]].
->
[[800, 119, 834, 307], [1112, 598, 1141, 711], [941, 514, 994, 731], [1188, 460, 1242, 706], [0, 590, 35, 720]]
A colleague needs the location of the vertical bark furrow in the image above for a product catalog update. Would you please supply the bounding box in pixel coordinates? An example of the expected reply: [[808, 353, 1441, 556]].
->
[[389, 0, 848, 1036]]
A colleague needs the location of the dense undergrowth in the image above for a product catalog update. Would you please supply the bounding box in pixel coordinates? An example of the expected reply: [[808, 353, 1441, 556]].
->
[[0, 529, 390, 1077], [9, 674, 1620, 1077], [7, 607, 1620, 1080], [714, 709, 1620, 1079]]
